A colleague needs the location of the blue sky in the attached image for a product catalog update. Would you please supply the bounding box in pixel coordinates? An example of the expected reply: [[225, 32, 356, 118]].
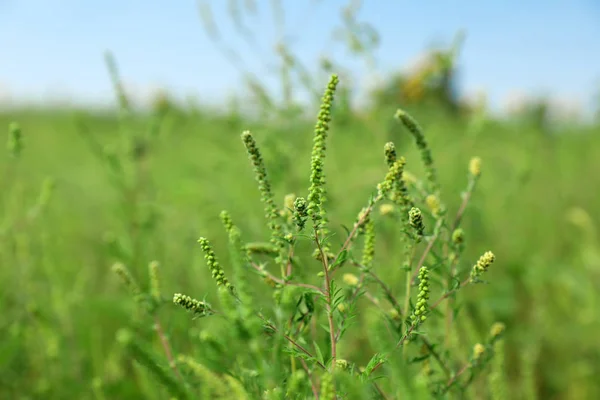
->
[[1, 0, 599, 115]]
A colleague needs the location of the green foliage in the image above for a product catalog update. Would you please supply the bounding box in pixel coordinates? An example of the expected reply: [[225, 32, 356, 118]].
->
[[1, 84, 599, 399], [102, 75, 510, 399], [1, 4, 600, 399]]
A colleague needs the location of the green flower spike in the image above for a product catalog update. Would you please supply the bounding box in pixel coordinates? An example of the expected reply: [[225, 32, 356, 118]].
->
[[308, 74, 339, 227], [384, 141, 397, 168], [411, 266, 430, 323], [198, 237, 235, 294], [470, 251, 496, 282], [173, 294, 215, 318], [408, 207, 425, 237], [395, 109, 438, 192], [293, 197, 309, 231], [241, 131, 283, 250], [377, 158, 406, 201]]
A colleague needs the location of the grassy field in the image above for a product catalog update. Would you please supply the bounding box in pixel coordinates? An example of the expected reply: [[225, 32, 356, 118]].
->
[[1, 93, 599, 399]]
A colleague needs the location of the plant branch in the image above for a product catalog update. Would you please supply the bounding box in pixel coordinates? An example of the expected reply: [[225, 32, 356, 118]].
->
[[334, 273, 366, 343], [430, 278, 470, 310], [285, 243, 295, 277], [153, 316, 181, 380], [258, 314, 327, 370], [450, 177, 478, 234], [315, 229, 337, 371], [331, 203, 375, 273], [250, 262, 324, 293], [299, 358, 320, 399], [420, 336, 452, 379], [410, 218, 444, 284], [350, 261, 403, 317], [442, 362, 471, 394]]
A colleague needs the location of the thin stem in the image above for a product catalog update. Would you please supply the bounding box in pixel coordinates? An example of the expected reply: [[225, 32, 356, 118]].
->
[[334, 273, 366, 343], [430, 278, 470, 311], [370, 323, 417, 374], [299, 358, 320, 399], [410, 218, 444, 284], [285, 244, 295, 277], [330, 203, 375, 273], [359, 283, 452, 381], [258, 314, 327, 370], [350, 261, 403, 317], [444, 251, 462, 348], [250, 262, 324, 293], [153, 316, 181, 380], [420, 336, 452, 379], [373, 382, 391, 400], [402, 243, 419, 358], [443, 362, 471, 394], [315, 230, 336, 371], [369, 278, 471, 375], [444, 177, 477, 346], [450, 177, 478, 234]]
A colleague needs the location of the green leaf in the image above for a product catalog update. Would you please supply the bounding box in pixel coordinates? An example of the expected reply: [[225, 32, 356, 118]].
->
[[362, 352, 387, 379], [283, 346, 319, 365], [330, 249, 349, 270], [313, 341, 325, 366]]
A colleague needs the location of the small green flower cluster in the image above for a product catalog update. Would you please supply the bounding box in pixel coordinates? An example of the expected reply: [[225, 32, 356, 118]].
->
[[383, 142, 414, 213], [198, 237, 235, 294], [293, 197, 308, 231], [377, 159, 406, 200], [409, 207, 425, 237], [173, 294, 214, 317], [452, 228, 465, 245], [411, 266, 430, 323], [361, 217, 375, 268], [470, 251, 496, 282], [219, 210, 235, 234], [112, 262, 143, 302], [319, 371, 336, 400]]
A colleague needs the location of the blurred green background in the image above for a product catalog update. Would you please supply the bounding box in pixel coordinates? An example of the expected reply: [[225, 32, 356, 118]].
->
[[1, 1, 599, 399]]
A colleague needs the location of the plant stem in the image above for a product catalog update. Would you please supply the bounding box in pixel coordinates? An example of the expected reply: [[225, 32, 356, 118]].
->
[[350, 261, 403, 317], [369, 278, 471, 375], [444, 176, 478, 346], [285, 244, 295, 277], [430, 278, 470, 310], [334, 273, 366, 343], [331, 203, 375, 273], [443, 362, 471, 394], [153, 316, 181, 380], [258, 314, 327, 370], [299, 358, 320, 399], [410, 218, 444, 284], [250, 262, 324, 293], [315, 229, 336, 371]]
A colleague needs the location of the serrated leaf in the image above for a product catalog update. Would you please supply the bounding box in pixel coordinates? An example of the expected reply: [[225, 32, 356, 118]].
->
[[283, 346, 319, 365], [313, 341, 325, 366], [330, 250, 349, 270], [362, 352, 387, 378]]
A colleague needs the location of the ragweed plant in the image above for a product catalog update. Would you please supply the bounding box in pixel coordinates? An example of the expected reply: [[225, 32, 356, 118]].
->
[[114, 75, 503, 399], [1, 122, 56, 398]]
